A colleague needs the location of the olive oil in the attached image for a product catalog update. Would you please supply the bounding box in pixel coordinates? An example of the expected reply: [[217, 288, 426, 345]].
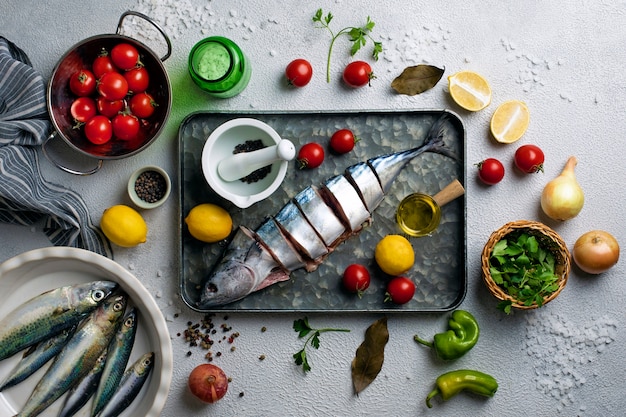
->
[[396, 193, 441, 237]]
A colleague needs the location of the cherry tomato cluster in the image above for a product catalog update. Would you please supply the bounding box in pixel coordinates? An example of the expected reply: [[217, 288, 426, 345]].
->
[[285, 58, 374, 88], [296, 128, 360, 169], [341, 264, 416, 305], [68, 43, 158, 145], [476, 144, 545, 185]]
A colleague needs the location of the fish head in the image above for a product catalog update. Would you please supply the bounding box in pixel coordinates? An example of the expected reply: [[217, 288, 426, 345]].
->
[[71, 280, 119, 314], [98, 293, 128, 325], [199, 260, 258, 307], [134, 351, 155, 376]]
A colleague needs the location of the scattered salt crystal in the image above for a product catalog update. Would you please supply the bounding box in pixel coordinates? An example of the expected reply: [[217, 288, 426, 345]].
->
[[229, 9, 238, 17], [269, 50, 277, 57], [128, 263, 135, 270], [155, 290, 162, 298]]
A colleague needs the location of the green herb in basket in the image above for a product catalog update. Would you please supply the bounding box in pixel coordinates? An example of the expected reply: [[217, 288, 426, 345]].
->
[[489, 233, 561, 314]]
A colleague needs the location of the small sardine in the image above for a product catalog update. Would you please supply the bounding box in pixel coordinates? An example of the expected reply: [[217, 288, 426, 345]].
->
[[96, 352, 155, 417], [0, 281, 118, 362], [91, 308, 138, 417], [0, 325, 76, 391], [57, 350, 108, 417], [16, 293, 127, 417]]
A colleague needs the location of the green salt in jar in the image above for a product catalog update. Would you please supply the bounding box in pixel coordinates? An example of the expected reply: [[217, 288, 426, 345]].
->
[[188, 36, 251, 98]]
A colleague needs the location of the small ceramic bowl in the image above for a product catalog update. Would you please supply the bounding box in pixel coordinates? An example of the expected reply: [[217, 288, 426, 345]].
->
[[128, 165, 172, 209], [201, 118, 290, 208]]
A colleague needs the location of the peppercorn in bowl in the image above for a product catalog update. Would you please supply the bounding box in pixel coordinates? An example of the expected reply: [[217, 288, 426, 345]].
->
[[481, 220, 571, 313], [128, 165, 171, 209]]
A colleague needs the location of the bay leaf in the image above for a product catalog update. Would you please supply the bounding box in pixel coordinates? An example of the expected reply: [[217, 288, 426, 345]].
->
[[351, 317, 389, 395], [391, 64, 445, 96]]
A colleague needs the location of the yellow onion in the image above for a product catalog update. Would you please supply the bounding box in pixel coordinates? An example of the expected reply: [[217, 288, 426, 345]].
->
[[573, 230, 620, 274], [540, 156, 584, 221]]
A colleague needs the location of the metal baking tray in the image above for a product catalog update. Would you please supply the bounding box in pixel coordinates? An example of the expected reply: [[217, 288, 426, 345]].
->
[[178, 110, 466, 312]]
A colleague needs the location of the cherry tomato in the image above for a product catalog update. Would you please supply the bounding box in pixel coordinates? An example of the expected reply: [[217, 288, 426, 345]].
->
[[385, 276, 415, 305], [188, 364, 229, 403], [96, 97, 125, 118], [129, 92, 157, 119], [110, 43, 140, 70], [84, 115, 112, 145], [343, 61, 374, 88], [476, 158, 505, 185], [69, 70, 96, 96], [342, 264, 371, 296], [330, 129, 359, 154], [92, 54, 116, 78], [112, 113, 140, 141], [124, 66, 150, 93], [97, 72, 129, 101], [297, 143, 325, 169], [514, 144, 545, 173], [70, 97, 97, 123], [285, 59, 313, 87]]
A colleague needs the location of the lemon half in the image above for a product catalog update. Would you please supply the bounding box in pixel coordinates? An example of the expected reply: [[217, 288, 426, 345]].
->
[[448, 70, 492, 111], [490, 100, 530, 143]]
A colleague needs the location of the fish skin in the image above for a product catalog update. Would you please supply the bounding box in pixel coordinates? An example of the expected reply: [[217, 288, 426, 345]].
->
[[254, 219, 305, 271], [16, 293, 127, 417], [274, 201, 328, 260], [0, 325, 76, 391], [57, 350, 108, 417], [293, 186, 345, 247], [345, 163, 385, 212], [321, 174, 371, 232], [96, 352, 154, 417], [91, 308, 138, 417], [0, 281, 118, 362], [199, 115, 453, 308]]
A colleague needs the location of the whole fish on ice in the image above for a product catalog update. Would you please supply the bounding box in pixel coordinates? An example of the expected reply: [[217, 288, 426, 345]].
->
[[199, 115, 456, 308]]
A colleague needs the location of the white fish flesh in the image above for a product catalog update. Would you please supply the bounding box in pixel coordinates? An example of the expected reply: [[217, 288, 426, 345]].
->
[[199, 115, 456, 308]]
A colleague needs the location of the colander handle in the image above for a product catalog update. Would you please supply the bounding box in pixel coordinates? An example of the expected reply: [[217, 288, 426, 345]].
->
[[42, 132, 103, 176], [117, 11, 172, 62]]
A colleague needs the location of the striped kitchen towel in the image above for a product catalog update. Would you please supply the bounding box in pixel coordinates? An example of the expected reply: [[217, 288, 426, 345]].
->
[[0, 37, 112, 258]]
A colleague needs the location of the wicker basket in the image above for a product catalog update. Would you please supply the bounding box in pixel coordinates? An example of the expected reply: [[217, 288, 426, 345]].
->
[[481, 220, 571, 310]]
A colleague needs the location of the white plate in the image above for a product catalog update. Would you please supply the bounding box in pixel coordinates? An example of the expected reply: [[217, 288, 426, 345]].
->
[[0, 247, 173, 417]]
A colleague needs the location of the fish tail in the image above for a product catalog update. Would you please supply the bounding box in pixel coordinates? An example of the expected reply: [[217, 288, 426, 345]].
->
[[420, 113, 460, 162]]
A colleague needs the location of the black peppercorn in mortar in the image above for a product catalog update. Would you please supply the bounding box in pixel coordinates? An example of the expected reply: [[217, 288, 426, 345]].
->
[[233, 139, 272, 183], [135, 170, 167, 203]]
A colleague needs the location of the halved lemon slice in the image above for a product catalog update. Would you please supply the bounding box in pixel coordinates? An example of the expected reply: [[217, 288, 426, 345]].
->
[[448, 70, 492, 111], [490, 100, 530, 143]]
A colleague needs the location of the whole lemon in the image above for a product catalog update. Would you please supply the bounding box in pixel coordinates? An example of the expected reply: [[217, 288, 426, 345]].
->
[[375, 234, 415, 276], [100, 205, 148, 247], [185, 203, 233, 243]]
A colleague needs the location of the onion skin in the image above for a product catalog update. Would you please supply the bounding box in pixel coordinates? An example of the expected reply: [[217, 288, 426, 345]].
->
[[541, 156, 584, 221], [573, 230, 620, 274], [188, 364, 229, 403]]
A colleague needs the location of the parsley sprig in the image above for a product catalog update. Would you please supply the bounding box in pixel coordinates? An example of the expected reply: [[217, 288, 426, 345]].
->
[[293, 317, 350, 373], [489, 233, 561, 314], [313, 8, 383, 83]]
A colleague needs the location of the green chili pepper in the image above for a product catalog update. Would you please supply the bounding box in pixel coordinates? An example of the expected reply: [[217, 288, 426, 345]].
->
[[414, 310, 479, 360], [425, 369, 498, 408]]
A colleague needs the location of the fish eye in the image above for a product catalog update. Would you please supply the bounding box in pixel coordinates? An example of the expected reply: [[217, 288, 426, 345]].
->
[[113, 301, 124, 312], [92, 290, 105, 302], [143, 357, 152, 366], [124, 316, 135, 327]]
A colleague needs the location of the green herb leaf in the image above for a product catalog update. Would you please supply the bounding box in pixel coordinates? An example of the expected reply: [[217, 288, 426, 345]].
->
[[313, 9, 384, 82], [489, 232, 561, 312], [293, 317, 350, 373]]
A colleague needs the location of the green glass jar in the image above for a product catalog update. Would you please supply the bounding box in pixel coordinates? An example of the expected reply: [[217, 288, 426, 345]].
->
[[188, 36, 251, 98]]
